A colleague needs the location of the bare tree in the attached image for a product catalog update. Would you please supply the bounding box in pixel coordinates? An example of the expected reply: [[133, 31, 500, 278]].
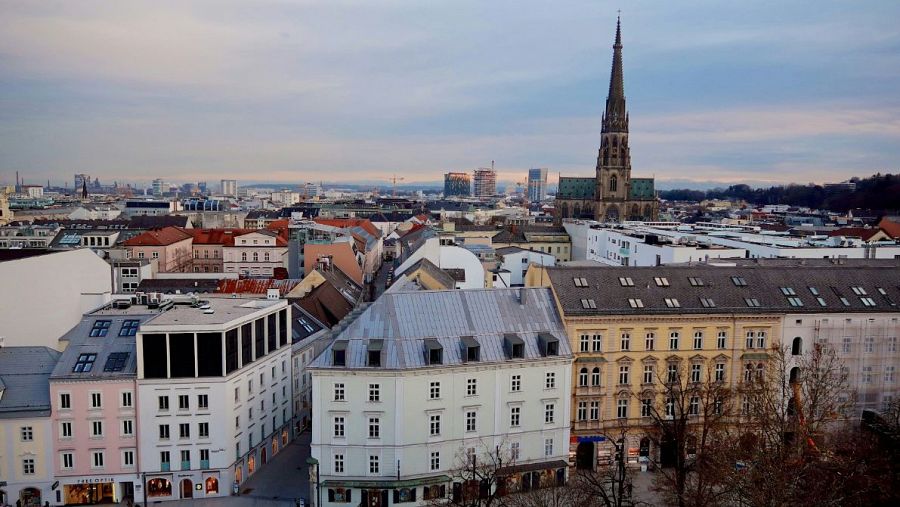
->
[[430, 440, 511, 507], [637, 359, 736, 507]]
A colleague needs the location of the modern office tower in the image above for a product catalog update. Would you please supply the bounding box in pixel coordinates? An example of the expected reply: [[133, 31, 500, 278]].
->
[[221, 179, 238, 197], [443, 172, 471, 197], [527, 168, 548, 202], [472, 168, 497, 198]]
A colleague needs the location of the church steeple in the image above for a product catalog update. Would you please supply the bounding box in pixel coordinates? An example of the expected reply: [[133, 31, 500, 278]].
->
[[602, 15, 628, 134]]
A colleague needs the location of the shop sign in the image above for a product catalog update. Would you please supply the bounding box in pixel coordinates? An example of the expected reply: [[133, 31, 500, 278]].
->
[[577, 436, 607, 443], [75, 478, 115, 484]]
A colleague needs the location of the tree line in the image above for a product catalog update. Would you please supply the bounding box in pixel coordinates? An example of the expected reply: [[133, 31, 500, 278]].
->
[[659, 173, 900, 212]]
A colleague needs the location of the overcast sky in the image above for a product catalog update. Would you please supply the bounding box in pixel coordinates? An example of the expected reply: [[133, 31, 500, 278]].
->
[[2, 0, 899, 188]]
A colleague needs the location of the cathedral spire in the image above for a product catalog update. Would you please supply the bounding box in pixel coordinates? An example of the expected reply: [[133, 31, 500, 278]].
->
[[603, 15, 627, 133]]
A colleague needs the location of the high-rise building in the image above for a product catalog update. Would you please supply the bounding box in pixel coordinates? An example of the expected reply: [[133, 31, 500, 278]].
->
[[527, 168, 548, 202], [301, 182, 320, 198], [221, 179, 237, 197], [197, 181, 208, 194], [74, 173, 90, 192], [555, 17, 658, 223], [151, 178, 165, 196], [443, 172, 471, 197], [472, 168, 497, 198]]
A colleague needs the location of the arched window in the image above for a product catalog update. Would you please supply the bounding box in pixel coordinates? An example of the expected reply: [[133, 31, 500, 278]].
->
[[791, 337, 802, 356], [241, 252, 247, 262], [609, 175, 618, 193], [756, 363, 764, 380], [789, 367, 800, 384], [591, 367, 601, 386], [578, 368, 588, 387], [744, 363, 753, 383], [253, 252, 259, 262], [265, 252, 270, 262]]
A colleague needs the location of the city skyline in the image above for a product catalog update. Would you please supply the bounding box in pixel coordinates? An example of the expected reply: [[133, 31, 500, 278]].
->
[[2, 1, 899, 187]]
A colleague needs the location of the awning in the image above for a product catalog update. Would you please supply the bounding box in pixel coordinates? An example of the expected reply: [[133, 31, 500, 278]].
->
[[322, 475, 449, 489]]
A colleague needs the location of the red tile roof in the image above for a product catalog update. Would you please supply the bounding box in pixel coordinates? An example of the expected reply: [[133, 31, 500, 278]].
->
[[827, 227, 882, 241], [879, 217, 900, 239], [122, 227, 192, 247], [188, 228, 255, 246], [215, 278, 302, 296]]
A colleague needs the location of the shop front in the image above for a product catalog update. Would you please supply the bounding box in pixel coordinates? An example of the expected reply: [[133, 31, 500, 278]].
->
[[58, 475, 138, 506], [145, 475, 174, 501]]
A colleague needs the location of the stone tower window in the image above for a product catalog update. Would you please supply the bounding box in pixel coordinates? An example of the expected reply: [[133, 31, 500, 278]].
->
[[610, 175, 618, 192]]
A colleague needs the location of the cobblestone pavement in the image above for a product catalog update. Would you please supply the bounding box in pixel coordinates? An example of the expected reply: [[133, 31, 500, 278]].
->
[[239, 432, 312, 504]]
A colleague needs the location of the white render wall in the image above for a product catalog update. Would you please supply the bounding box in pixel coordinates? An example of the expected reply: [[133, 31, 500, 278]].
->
[[0, 249, 111, 350], [783, 312, 900, 416], [311, 358, 572, 506], [499, 250, 555, 286]]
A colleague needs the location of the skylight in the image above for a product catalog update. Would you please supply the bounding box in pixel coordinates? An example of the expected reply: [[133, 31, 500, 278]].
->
[[103, 352, 130, 372], [732, 276, 747, 287], [73, 353, 97, 373], [745, 298, 760, 307], [618, 277, 634, 287], [816, 297, 827, 307], [573, 277, 589, 288], [118, 320, 140, 337], [581, 299, 597, 309], [90, 320, 111, 337], [860, 297, 876, 307], [787, 296, 803, 307], [808, 287, 820, 296], [851, 286, 867, 296], [780, 287, 796, 296], [699, 297, 715, 308], [688, 277, 704, 287], [628, 298, 644, 308], [664, 298, 680, 308], [654, 277, 670, 287]]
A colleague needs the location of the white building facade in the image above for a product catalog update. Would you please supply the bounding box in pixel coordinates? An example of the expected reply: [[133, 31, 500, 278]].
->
[[309, 288, 573, 506]]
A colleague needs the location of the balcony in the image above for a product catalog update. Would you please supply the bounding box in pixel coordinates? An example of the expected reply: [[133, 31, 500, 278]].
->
[[200, 459, 209, 469], [181, 461, 191, 471], [574, 420, 603, 432], [575, 385, 605, 396], [161, 463, 170, 472]]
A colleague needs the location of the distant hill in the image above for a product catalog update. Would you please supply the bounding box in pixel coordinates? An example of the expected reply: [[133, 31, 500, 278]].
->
[[658, 173, 900, 212]]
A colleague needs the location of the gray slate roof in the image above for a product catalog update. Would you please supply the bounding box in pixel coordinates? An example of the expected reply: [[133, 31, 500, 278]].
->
[[548, 265, 900, 317], [51, 311, 158, 380], [0, 347, 61, 418], [311, 287, 571, 370]]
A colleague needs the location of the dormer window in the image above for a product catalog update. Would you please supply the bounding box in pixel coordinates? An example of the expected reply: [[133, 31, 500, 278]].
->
[[367, 340, 383, 367], [424, 339, 443, 365], [538, 333, 560, 357], [332, 341, 347, 367], [461, 336, 480, 362], [504, 333, 525, 359]]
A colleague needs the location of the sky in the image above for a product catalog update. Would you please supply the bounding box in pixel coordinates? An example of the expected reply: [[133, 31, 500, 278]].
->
[[1, 0, 899, 189]]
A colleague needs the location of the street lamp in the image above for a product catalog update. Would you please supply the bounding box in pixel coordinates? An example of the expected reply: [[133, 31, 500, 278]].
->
[[306, 456, 321, 507]]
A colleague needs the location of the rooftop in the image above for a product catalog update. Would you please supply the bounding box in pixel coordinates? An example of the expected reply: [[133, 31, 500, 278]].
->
[[0, 347, 60, 418]]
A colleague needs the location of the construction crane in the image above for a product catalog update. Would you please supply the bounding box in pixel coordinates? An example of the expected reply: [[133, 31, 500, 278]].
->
[[387, 174, 405, 197]]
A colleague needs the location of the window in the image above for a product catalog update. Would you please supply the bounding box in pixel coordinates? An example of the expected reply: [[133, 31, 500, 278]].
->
[[510, 442, 520, 461], [780, 287, 796, 296], [618, 277, 634, 287], [178, 395, 189, 410], [579, 334, 589, 352], [430, 382, 441, 399], [161, 451, 170, 468], [577, 401, 587, 421], [621, 332, 631, 351], [885, 366, 895, 383], [667, 364, 678, 383], [159, 424, 170, 439], [179, 423, 190, 438], [544, 438, 554, 457], [368, 417, 380, 439], [545, 372, 556, 389], [665, 397, 675, 417], [122, 420, 133, 436], [198, 394, 208, 409], [851, 286, 867, 296], [732, 276, 747, 287], [864, 336, 875, 353], [842, 337, 852, 353], [591, 367, 601, 386], [745, 298, 760, 307], [581, 298, 597, 309], [23, 458, 36, 475], [62, 452, 74, 469], [92, 451, 104, 468], [641, 398, 652, 417], [688, 277, 704, 286], [590, 401, 600, 420], [573, 277, 588, 287], [643, 365, 654, 384], [369, 383, 381, 402], [544, 403, 555, 424], [73, 353, 97, 373], [61, 421, 72, 438], [693, 331, 703, 350], [669, 331, 679, 350], [466, 411, 477, 432], [60, 393, 71, 409], [199, 422, 209, 438], [617, 399, 628, 419], [510, 375, 521, 392], [717, 330, 727, 349], [645, 332, 655, 350], [746, 331, 755, 349], [578, 368, 588, 387], [862, 366, 873, 384], [333, 417, 345, 437], [628, 298, 644, 308], [20, 426, 33, 441], [158, 395, 169, 410], [592, 334, 602, 352], [787, 296, 803, 307], [430, 414, 441, 435], [715, 363, 725, 382], [90, 320, 111, 337], [334, 454, 345, 474], [181, 450, 191, 469], [890, 337, 898, 353], [467, 378, 478, 396], [700, 297, 715, 308], [510, 406, 521, 427], [89, 392, 102, 408], [91, 420, 103, 437], [664, 298, 680, 308], [334, 383, 345, 401], [654, 277, 669, 287], [618, 365, 629, 385], [120, 391, 133, 408], [860, 297, 876, 307], [430, 451, 441, 471], [689, 396, 700, 416], [119, 320, 140, 336], [691, 364, 701, 383], [756, 331, 766, 349]]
